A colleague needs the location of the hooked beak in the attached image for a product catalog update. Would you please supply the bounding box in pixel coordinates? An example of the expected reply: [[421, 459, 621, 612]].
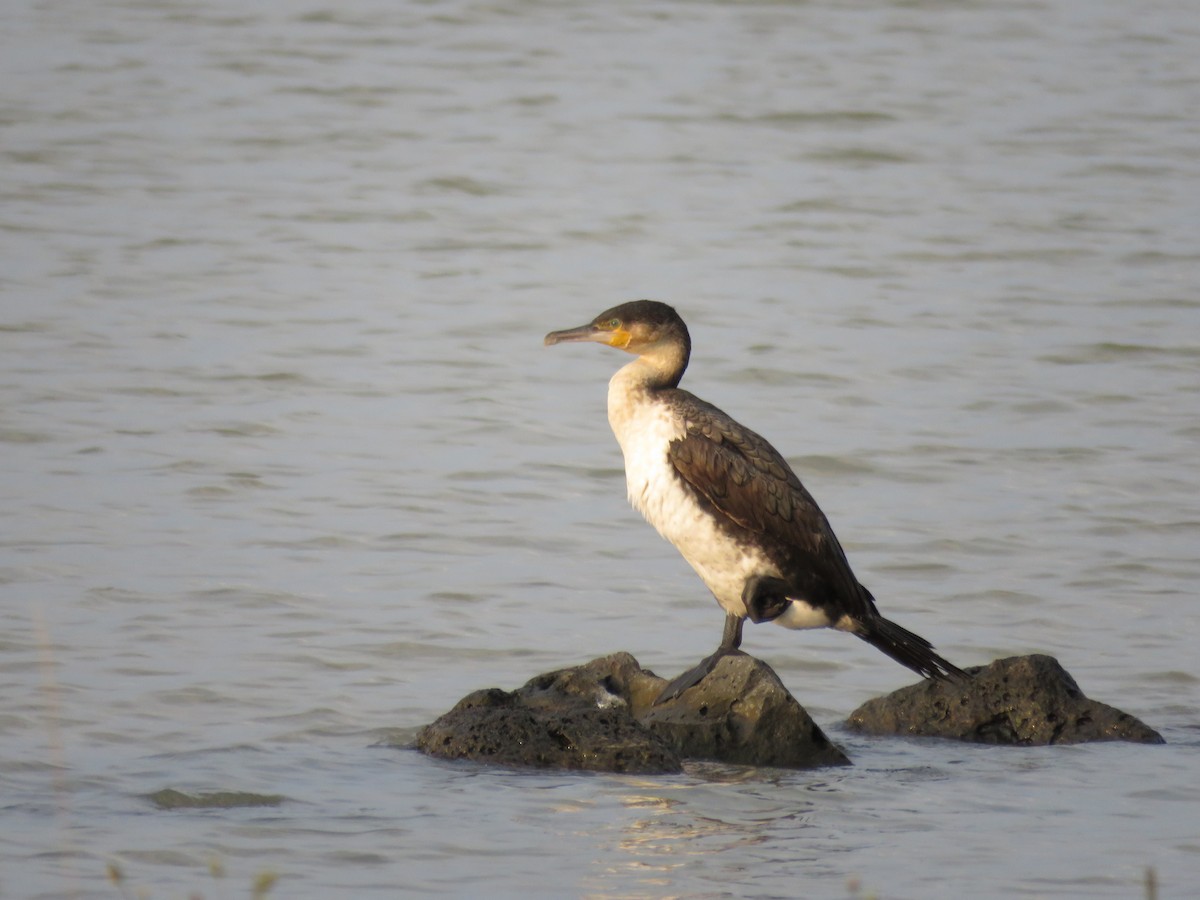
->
[[544, 323, 611, 347]]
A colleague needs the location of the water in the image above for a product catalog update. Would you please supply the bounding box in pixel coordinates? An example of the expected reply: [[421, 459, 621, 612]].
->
[[3, 0, 1198, 896]]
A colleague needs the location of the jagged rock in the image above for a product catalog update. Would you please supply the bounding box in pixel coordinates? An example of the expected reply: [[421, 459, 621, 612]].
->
[[416, 666, 680, 774], [516, 651, 666, 718], [416, 651, 848, 772], [846, 654, 1165, 745], [642, 653, 850, 769]]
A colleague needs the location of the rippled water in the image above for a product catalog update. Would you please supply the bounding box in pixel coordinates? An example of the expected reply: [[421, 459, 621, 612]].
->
[[3, 0, 1199, 897]]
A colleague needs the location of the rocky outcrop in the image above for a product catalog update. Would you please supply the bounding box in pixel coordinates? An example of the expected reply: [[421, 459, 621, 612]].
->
[[846, 654, 1164, 745], [639, 653, 849, 769], [415, 652, 1163, 773], [416, 652, 849, 772], [416, 682, 681, 773]]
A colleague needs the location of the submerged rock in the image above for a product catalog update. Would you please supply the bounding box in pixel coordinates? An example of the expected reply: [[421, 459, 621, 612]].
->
[[416, 651, 849, 772], [846, 654, 1165, 745], [148, 789, 285, 810]]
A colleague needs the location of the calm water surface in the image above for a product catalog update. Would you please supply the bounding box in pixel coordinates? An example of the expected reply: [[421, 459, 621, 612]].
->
[[3, 0, 1199, 897]]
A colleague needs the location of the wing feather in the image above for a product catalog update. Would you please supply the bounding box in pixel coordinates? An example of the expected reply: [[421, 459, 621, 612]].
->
[[664, 392, 871, 615]]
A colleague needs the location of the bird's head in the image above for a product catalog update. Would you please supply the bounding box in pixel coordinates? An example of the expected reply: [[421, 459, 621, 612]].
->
[[544, 300, 690, 358]]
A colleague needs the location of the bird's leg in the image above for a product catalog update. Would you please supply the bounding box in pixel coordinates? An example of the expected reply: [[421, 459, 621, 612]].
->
[[654, 613, 746, 704], [718, 610, 744, 651]]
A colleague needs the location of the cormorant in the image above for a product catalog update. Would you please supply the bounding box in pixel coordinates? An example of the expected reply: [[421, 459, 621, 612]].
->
[[545, 300, 965, 699]]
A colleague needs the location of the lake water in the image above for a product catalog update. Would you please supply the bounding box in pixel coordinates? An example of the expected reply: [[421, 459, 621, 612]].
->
[[3, 0, 1198, 897]]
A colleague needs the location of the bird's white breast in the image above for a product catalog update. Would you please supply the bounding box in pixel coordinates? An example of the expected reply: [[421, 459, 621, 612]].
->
[[606, 365, 775, 617]]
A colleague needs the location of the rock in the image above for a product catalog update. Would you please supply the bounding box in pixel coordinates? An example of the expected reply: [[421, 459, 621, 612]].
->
[[416, 684, 680, 774], [642, 653, 850, 769], [416, 651, 849, 772], [516, 650, 667, 718], [846, 654, 1165, 745], [148, 789, 285, 810]]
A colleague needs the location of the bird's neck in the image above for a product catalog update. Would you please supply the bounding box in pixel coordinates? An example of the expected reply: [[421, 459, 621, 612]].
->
[[606, 343, 688, 438], [614, 341, 689, 393]]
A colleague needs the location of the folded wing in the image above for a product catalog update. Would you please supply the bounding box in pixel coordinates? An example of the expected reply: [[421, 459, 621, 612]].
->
[[664, 394, 875, 619]]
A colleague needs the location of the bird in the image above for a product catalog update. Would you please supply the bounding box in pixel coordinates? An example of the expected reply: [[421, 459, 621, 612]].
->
[[544, 299, 966, 700]]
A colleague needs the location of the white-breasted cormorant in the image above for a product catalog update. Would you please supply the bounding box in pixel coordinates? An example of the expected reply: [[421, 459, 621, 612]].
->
[[545, 300, 965, 698]]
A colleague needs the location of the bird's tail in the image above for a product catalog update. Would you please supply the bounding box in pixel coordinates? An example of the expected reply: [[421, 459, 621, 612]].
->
[[855, 615, 968, 681]]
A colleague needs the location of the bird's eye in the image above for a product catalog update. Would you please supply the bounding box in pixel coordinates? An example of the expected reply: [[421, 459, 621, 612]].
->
[[607, 318, 621, 329]]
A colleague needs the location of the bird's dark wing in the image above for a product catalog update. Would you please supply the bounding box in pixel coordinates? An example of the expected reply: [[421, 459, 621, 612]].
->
[[664, 391, 872, 615]]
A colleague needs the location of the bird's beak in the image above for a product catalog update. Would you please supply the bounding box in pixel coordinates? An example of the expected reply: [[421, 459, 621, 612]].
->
[[544, 323, 610, 347]]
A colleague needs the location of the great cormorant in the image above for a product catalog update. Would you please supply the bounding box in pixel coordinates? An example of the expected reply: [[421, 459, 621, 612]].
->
[[545, 300, 965, 699]]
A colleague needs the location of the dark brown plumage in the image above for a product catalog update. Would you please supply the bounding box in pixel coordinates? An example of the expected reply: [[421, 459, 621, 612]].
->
[[664, 395, 874, 621]]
